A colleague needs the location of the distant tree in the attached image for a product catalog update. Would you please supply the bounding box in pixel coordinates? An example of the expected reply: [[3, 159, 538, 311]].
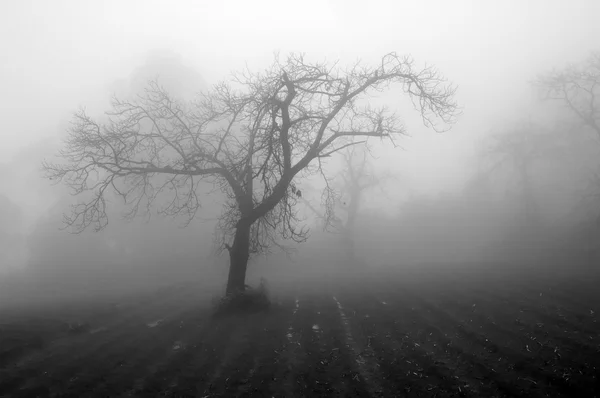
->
[[0, 194, 26, 272], [111, 49, 208, 101], [533, 53, 600, 202], [533, 52, 600, 266], [533, 52, 600, 139], [0, 194, 23, 233], [533, 53, 600, 204], [306, 145, 398, 266], [339, 146, 389, 235], [482, 120, 577, 228], [295, 145, 397, 268], [43, 52, 458, 295]]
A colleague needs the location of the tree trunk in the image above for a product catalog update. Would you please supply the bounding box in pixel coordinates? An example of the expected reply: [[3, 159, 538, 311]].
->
[[343, 233, 357, 267], [343, 188, 359, 266], [225, 221, 252, 295]]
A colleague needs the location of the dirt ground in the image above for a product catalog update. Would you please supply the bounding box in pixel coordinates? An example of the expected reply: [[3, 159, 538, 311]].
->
[[1, 266, 599, 397]]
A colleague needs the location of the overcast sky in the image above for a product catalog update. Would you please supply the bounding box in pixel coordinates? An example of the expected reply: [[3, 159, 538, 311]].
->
[[1, 0, 599, 195]]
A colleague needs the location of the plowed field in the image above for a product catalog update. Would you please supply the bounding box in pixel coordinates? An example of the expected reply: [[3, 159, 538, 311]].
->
[[1, 267, 598, 397]]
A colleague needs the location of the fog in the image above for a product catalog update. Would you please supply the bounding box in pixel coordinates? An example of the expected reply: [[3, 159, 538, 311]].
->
[[1, 0, 599, 309]]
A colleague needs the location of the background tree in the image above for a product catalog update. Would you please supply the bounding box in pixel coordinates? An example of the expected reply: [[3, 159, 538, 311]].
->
[[43, 53, 458, 295], [110, 49, 208, 102], [534, 52, 600, 267], [0, 194, 27, 274], [480, 120, 583, 264], [533, 52, 600, 139], [484, 121, 551, 228], [301, 145, 398, 267]]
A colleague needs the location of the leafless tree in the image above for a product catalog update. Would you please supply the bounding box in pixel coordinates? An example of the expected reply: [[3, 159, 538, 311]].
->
[[484, 120, 560, 227], [43, 52, 458, 295], [335, 145, 398, 264], [533, 52, 600, 140], [533, 53, 600, 200], [298, 145, 399, 267], [533, 52, 600, 265]]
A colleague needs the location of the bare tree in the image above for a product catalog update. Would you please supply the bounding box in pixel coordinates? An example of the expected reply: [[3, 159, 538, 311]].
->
[[533, 52, 600, 198], [533, 52, 600, 140], [298, 145, 399, 267], [484, 120, 560, 227], [533, 52, 600, 266], [43, 52, 458, 295], [335, 145, 398, 265]]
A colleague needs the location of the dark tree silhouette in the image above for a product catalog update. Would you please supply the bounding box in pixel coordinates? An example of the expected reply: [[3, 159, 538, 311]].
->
[[43, 52, 458, 295]]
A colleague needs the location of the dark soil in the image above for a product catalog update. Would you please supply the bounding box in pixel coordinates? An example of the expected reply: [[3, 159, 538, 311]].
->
[[1, 267, 598, 397]]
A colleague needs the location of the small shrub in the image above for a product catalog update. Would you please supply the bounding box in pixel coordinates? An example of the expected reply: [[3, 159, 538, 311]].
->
[[212, 278, 271, 318]]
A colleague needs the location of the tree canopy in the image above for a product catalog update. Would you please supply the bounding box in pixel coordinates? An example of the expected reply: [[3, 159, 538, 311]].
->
[[44, 52, 458, 293]]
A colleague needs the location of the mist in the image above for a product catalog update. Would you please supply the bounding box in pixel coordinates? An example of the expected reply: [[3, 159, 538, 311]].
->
[[2, 0, 598, 286], [1, 2, 600, 395]]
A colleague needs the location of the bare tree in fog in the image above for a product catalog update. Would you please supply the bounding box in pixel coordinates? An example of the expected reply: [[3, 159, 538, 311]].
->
[[477, 122, 572, 263], [111, 49, 207, 102], [337, 147, 393, 264], [0, 194, 26, 273], [533, 51, 600, 207], [534, 52, 600, 267], [43, 53, 458, 295], [534, 52, 600, 139], [485, 121, 552, 228], [338, 146, 383, 265], [305, 145, 397, 267]]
